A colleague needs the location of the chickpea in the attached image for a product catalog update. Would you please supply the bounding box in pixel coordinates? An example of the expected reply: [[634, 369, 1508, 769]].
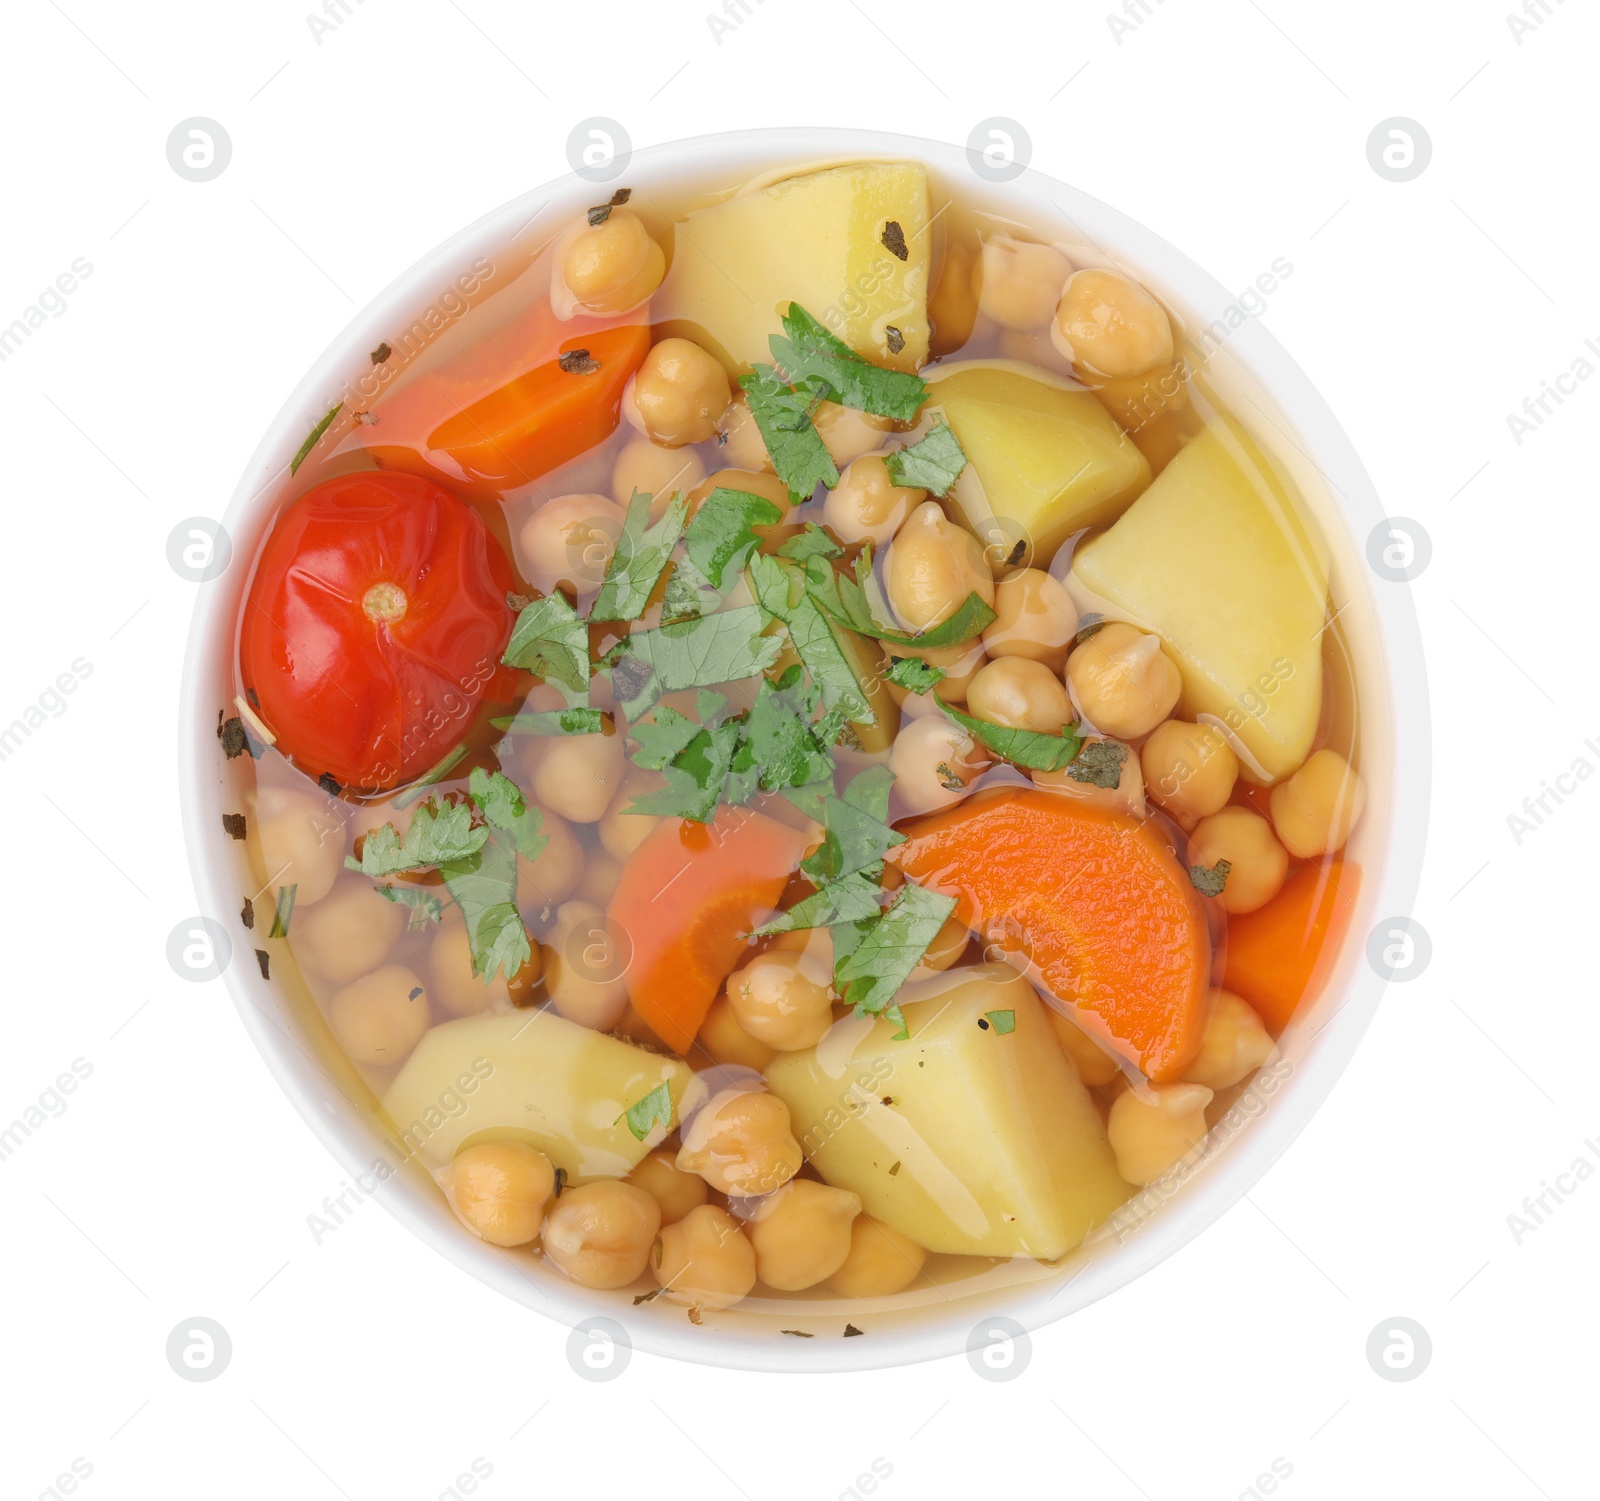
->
[[517, 808, 582, 915], [1188, 807, 1287, 915], [826, 1214, 928, 1297], [1107, 1083, 1213, 1187], [696, 993, 777, 1071], [288, 877, 404, 983], [626, 1149, 708, 1226], [543, 901, 629, 1031], [748, 1179, 862, 1290], [983, 569, 1077, 673], [885, 501, 994, 633], [610, 438, 706, 519], [974, 235, 1073, 331], [813, 401, 893, 467], [825, 453, 926, 548], [632, 338, 731, 448], [253, 785, 343, 906], [598, 785, 661, 862], [542, 1180, 661, 1289], [1183, 990, 1275, 1091], [996, 323, 1075, 379], [1047, 1008, 1122, 1087], [1052, 267, 1174, 381], [1033, 737, 1147, 819], [328, 964, 431, 1065], [448, 1141, 555, 1248], [529, 730, 625, 824], [1270, 749, 1367, 859], [561, 209, 665, 315], [715, 394, 773, 472], [726, 950, 834, 1051], [966, 656, 1074, 734], [913, 910, 970, 975], [928, 242, 979, 356], [676, 1089, 802, 1198], [688, 466, 790, 513], [1141, 720, 1239, 831], [519, 493, 625, 595], [430, 913, 510, 1016], [1065, 621, 1182, 739], [889, 713, 992, 815], [574, 849, 623, 909], [652, 1204, 757, 1310]]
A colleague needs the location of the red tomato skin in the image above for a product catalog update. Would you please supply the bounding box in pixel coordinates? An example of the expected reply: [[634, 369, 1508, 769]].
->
[[239, 472, 515, 789]]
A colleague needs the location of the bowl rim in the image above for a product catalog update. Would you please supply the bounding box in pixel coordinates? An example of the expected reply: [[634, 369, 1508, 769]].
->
[[179, 124, 1429, 1373]]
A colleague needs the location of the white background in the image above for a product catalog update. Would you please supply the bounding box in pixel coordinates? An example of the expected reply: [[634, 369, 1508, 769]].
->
[[1, 1, 1593, 1497]]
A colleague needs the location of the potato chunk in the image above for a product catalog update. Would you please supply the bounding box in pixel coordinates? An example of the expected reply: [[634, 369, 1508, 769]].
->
[[765, 967, 1129, 1259]]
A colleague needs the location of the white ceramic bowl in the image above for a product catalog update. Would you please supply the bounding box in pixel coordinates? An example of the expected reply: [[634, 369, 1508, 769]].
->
[[179, 127, 1428, 1372]]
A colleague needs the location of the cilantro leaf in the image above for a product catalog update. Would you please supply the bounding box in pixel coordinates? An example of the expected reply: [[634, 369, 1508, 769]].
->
[[492, 707, 610, 736], [503, 593, 591, 693], [748, 555, 873, 725], [590, 489, 688, 622], [685, 488, 784, 588], [885, 655, 945, 693], [1066, 739, 1128, 790], [935, 696, 1084, 771], [776, 524, 844, 563], [609, 606, 784, 720], [619, 1081, 673, 1142], [885, 420, 968, 496], [467, 768, 549, 863], [983, 1009, 1016, 1034], [769, 303, 927, 423], [834, 881, 958, 1020], [739, 365, 838, 501], [345, 800, 488, 876], [804, 548, 995, 649], [374, 883, 445, 931], [751, 871, 884, 936], [438, 834, 532, 982], [1190, 859, 1232, 898]]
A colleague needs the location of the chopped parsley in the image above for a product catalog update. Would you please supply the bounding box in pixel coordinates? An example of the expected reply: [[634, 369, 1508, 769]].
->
[[834, 881, 957, 1029], [607, 605, 784, 720], [440, 833, 531, 981], [885, 656, 945, 694], [804, 548, 995, 649], [467, 768, 549, 863], [374, 884, 445, 931], [738, 364, 838, 502], [346, 800, 487, 876], [802, 767, 904, 886], [750, 872, 883, 937], [769, 303, 926, 422], [685, 487, 784, 589], [776, 524, 844, 563], [492, 707, 609, 736], [392, 743, 470, 810], [267, 883, 297, 939], [290, 402, 342, 475], [590, 490, 688, 623], [983, 1009, 1016, 1034], [1066, 739, 1128, 789], [619, 1081, 673, 1141], [885, 420, 968, 497], [749, 555, 873, 725], [1190, 859, 1232, 898], [503, 593, 592, 693], [935, 697, 1084, 772]]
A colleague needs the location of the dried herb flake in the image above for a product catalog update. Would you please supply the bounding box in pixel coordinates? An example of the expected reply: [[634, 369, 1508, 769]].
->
[[221, 813, 246, 841], [885, 324, 904, 355], [881, 220, 909, 261], [558, 348, 601, 375]]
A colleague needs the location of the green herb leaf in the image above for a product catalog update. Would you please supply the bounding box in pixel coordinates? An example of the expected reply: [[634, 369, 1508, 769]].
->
[[769, 303, 927, 423], [1190, 859, 1232, 898], [467, 768, 549, 863], [660, 555, 713, 624], [802, 781, 905, 887], [439, 834, 532, 982], [374, 883, 445, 931], [590, 490, 689, 623], [739, 365, 839, 501], [503, 593, 591, 693], [885, 655, 945, 693], [750, 871, 885, 936], [345, 800, 488, 876], [627, 716, 746, 823], [268, 883, 298, 938], [776, 524, 844, 563], [685, 488, 784, 589], [392, 743, 469, 810], [835, 881, 958, 1020], [631, 701, 719, 770], [1066, 739, 1128, 790], [290, 402, 342, 475], [885, 420, 967, 497], [748, 555, 873, 725], [609, 606, 784, 720], [619, 1081, 673, 1141], [935, 697, 1084, 772], [737, 669, 837, 794], [804, 548, 995, 649], [983, 1009, 1016, 1035], [492, 707, 610, 736]]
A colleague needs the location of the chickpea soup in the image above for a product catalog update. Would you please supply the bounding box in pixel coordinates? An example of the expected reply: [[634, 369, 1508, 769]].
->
[[216, 153, 1371, 1332]]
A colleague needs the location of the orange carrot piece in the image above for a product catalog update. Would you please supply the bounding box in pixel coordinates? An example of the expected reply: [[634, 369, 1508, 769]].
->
[[609, 807, 808, 1054], [897, 789, 1211, 1081], [1221, 858, 1361, 1035]]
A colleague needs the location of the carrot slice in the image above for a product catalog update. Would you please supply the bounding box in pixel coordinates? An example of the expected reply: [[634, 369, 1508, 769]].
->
[[1221, 858, 1361, 1035], [897, 789, 1210, 1081], [609, 807, 808, 1054]]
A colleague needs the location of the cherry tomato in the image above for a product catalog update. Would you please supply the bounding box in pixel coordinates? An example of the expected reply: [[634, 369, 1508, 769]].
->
[[239, 472, 516, 790]]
